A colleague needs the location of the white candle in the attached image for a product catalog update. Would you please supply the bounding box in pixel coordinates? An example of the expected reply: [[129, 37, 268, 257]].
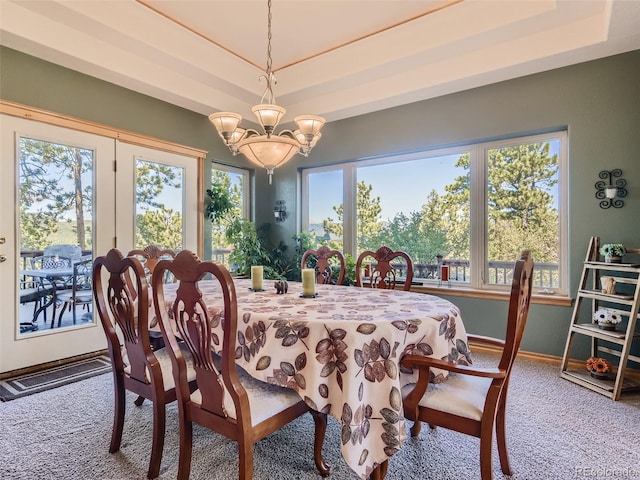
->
[[251, 266, 263, 290], [302, 268, 316, 296]]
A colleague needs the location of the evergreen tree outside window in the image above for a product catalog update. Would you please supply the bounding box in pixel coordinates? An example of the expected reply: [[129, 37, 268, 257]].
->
[[301, 131, 567, 294]]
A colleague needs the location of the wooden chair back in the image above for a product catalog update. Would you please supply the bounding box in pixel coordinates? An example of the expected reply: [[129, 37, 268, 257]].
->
[[93, 248, 173, 479], [152, 250, 329, 480], [301, 246, 346, 285], [356, 245, 414, 291], [154, 250, 239, 420], [127, 245, 176, 283], [400, 250, 534, 480]]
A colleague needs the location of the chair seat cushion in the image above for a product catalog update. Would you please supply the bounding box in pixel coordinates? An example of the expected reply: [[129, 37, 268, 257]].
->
[[123, 342, 196, 391], [402, 373, 493, 421], [190, 367, 303, 427]]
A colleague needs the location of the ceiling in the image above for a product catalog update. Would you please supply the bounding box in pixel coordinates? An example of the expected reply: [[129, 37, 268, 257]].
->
[[2, 0, 640, 125]]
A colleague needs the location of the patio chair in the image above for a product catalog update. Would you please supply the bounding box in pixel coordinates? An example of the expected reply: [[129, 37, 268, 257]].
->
[[152, 250, 330, 480], [301, 246, 346, 285], [93, 249, 196, 479], [400, 250, 534, 480], [55, 257, 93, 328], [19, 277, 55, 332], [356, 245, 414, 291]]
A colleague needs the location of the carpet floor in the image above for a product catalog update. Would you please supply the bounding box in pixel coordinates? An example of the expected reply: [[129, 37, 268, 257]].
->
[[1, 351, 639, 479]]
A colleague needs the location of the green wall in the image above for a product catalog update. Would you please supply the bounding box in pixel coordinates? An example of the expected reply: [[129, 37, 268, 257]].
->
[[2, 46, 639, 359], [259, 50, 640, 359]]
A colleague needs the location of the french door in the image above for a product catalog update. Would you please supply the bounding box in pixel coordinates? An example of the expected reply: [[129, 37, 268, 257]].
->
[[0, 114, 200, 373]]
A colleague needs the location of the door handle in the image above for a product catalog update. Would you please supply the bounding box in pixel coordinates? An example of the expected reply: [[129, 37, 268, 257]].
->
[[0, 254, 6, 262]]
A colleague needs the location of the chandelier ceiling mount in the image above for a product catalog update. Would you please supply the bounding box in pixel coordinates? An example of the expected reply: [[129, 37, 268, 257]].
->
[[209, 0, 325, 184]]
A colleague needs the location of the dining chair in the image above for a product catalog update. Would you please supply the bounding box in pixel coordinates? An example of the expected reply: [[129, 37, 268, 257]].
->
[[355, 246, 414, 291], [93, 248, 196, 479], [400, 250, 534, 480], [152, 249, 330, 480], [301, 245, 346, 285], [128, 245, 177, 349], [127, 245, 176, 283]]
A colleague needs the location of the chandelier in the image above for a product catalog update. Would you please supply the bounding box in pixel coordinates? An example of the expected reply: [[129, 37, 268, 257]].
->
[[209, 0, 325, 184]]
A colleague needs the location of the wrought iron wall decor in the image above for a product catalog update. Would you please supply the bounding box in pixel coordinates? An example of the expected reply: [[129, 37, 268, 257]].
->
[[274, 200, 287, 222], [595, 169, 626, 209]]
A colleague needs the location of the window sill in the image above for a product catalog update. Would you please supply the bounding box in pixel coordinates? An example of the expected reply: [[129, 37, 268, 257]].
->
[[409, 284, 573, 307]]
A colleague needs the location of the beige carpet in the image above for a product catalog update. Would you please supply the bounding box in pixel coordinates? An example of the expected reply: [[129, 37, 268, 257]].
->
[[1, 352, 639, 480]]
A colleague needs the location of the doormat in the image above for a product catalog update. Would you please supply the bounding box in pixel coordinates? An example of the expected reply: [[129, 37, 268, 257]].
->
[[0, 355, 111, 402]]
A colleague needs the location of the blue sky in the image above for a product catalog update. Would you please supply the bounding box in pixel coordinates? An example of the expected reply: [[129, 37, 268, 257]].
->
[[308, 153, 462, 224]]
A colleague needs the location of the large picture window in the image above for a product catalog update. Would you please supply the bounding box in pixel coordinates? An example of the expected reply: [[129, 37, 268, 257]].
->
[[301, 131, 567, 294]]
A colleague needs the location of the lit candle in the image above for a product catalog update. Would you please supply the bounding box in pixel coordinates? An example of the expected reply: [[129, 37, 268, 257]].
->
[[302, 268, 316, 297], [251, 266, 263, 291]]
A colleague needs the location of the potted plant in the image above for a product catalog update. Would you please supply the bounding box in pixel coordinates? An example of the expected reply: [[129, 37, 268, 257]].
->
[[600, 243, 626, 263], [593, 308, 622, 331], [586, 356, 612, 379]]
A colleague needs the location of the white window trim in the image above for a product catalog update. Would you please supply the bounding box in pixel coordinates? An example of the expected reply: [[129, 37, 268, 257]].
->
[[211, 161, 250, 219], [301, 131, 568, 296]]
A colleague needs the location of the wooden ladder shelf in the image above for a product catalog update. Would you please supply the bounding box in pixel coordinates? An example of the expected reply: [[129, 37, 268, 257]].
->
[[560, 236, 640, 400]]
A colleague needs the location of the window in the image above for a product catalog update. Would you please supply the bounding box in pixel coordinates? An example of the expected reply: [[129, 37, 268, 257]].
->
[[135, 159, 184, 250], [209, 163, 249, 267], [301, 131, 567, 294]]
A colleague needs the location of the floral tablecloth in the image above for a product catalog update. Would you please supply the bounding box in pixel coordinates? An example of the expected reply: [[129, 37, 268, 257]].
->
[[163, 279, 470, 479]]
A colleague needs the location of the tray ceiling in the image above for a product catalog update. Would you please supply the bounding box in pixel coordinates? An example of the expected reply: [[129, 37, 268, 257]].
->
[[1, 0, 639, 124]]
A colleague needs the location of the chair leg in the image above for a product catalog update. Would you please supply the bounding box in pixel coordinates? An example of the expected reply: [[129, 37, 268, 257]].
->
[[238, 437, 254, 480], [479, 427, 494, 480], [310, 410, 330, 476], [110, 373, 126, 454], [495, 399, 512, 475], [55, 301, 69, 328], [134, 395, 145, 406], [177, 418, 193, 480], [147, 400, 166, 479], [369, 459, 389, 480], [410, 419, 422, 436]]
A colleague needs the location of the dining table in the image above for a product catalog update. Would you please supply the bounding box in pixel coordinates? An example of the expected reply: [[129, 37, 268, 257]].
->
[[162, 278, 471, 480]]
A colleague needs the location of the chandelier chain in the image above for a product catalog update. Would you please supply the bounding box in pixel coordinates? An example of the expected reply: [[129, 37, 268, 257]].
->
[[266, 0, 273, 76], [207, 0, 325, 184]]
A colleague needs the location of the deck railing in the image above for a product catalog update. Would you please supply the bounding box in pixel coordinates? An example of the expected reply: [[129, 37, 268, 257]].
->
[[390, 259, 558, 288]]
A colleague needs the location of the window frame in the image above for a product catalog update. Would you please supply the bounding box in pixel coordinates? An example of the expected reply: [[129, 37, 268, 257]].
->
[[301, 131, 568, 296], [211, 162, 250, 219]]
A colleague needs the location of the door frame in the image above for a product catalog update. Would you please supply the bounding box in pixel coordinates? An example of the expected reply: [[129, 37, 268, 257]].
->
[[0, 101, 206, 373]]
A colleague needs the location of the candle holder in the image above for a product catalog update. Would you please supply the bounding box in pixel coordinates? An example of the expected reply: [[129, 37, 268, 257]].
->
[[299, 293, 319, 298], [595, 169, 626, 209]]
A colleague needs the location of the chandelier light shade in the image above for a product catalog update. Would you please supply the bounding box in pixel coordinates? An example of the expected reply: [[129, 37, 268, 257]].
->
[[209, 0, 325, 184]]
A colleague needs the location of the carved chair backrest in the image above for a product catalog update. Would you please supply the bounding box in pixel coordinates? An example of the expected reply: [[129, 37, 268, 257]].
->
[[128, 245, 176, 284], [499, 250, 534, 379], [356, 246, 414, 291], [93, 248, 158, 385], [153, 250, 248, 423], [301, 246, 346, 285]]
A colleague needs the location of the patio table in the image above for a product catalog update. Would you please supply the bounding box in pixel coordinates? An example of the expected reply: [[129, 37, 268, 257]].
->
[[162, 278, 470, 479], [20, 267, 75, 328]]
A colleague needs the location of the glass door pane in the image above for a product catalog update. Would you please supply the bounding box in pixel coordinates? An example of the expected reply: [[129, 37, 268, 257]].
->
[[115, 141, 198, 256], [135, 159, 184, 250], [18, 136, 94, 334]]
